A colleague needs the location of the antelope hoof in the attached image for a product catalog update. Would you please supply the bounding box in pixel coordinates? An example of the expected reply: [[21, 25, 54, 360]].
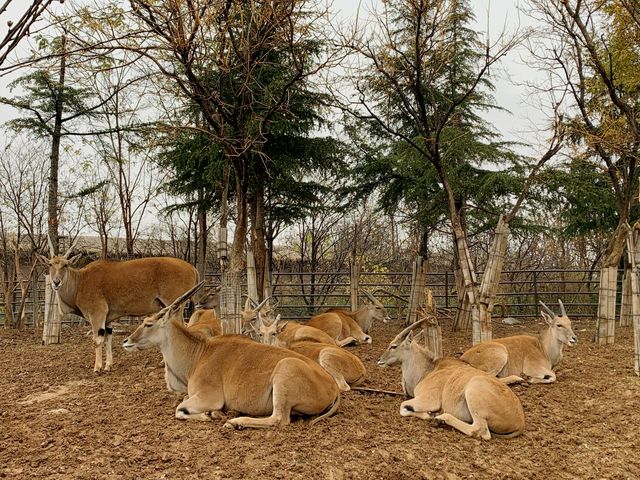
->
[[433, 414, 447, 426], [223, 420, 243, 430]]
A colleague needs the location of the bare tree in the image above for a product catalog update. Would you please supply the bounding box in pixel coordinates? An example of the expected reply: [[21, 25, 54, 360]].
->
[[529, 0, 640, 344]]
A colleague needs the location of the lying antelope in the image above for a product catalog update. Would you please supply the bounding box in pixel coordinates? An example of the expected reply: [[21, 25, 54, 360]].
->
[[247, 308, 336, 347], [122, 283, 341, 429], [461, 300, 577, 384], [186, 286, 221, 337], [252, 313, 365, 391], [378, 321, 525, 440], [37, 238, 198, 372], [308, 311, 371, 347], [327, 290, 390, 334]]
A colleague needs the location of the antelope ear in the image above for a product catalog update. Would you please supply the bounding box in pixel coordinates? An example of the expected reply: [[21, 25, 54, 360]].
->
[[36, 254, 50, 266], [541, 311, 553, 326], [67, 252, 83, 265], [405, 330, 414, 343]]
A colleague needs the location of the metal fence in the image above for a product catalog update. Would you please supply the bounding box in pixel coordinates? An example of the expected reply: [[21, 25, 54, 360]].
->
[[1, 268, 609, 327]]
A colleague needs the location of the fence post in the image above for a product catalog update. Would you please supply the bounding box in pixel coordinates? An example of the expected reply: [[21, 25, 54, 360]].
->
[[444, 271, 449, 309], [349, 260, 360, 312], [533, 271, 539, 316]]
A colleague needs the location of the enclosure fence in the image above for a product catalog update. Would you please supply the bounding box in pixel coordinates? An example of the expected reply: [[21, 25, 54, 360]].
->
[[0, 268, 611, 327]]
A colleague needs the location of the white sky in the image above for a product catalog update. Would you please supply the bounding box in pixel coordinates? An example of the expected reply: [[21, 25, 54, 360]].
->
[[0, 0, 547, 153]]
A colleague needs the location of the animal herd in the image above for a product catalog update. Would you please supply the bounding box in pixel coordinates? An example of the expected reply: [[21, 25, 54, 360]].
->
[[39, 250, 579, 440]]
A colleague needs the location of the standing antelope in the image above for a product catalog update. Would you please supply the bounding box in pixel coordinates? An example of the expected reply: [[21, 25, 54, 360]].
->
[[327, 290, 390, 334], [122, 283, 341, 429], [37, 239, 198, 372], [461, 300, 577, 384], [378, 321, 525, 440], [252, 312, 366, 392]]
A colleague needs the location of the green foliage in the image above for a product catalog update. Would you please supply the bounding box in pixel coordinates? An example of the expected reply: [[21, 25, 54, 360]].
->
[[346, 0, 524, 238], [0, 68, 95, 137]]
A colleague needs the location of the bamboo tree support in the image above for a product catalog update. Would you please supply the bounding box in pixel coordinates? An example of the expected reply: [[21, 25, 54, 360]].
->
[[453, 230, 480, 344], [349, 258, 360, 312], [419, 290, 442, 359], [625, 224, 640, 375], [42, 275, 61, 345], [619, 267, 633, 327], [219, 271, 242, 334], [476, 215, 510, 344], [246, 250, 259, 304], [596, 265, 618, 345], [405, 256, 426, 326]]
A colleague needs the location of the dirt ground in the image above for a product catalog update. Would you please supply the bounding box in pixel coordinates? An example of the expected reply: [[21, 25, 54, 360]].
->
[[1, 316, 640, 480]]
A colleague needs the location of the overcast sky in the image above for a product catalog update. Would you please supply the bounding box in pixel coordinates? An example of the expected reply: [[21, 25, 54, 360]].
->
[[0, 0, 548, 155]]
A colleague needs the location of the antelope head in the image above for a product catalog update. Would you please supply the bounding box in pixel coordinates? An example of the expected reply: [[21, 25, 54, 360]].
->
[[194, 286, 221, 310], [241, 296, 278, 339], [36, 235, 81, 291], [378, 319, 429, 367], [362, 290, 391, 323], [540, 299, 577, 347], [123, 281, 205, 351]]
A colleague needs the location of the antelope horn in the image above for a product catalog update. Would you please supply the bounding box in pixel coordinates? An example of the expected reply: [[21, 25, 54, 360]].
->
[[170, 281, 205, 309], [539, 300, 556, 318], [253, 296, 271, 312], [558, 299, 567, 317], [362, 289, 377, 303], [47, 233, 56, 257], [393, 318, 427, 343], [64, 236, 80, 259]]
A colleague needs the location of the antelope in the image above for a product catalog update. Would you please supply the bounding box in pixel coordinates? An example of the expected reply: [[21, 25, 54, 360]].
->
[[327, 290, 390, 334], [252, 313, 365, 392], [308, 311, 371, 347], [122, 283, 341, 429], [37, 238, 198, 372], [186, 286, 221, 337], [460, 300, 577, 384], [247, 308, 336, 347], [378, 321, 526, 440]]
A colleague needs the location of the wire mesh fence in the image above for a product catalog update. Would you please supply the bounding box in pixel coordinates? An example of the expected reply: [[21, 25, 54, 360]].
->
[[0, 267, 612, 328]]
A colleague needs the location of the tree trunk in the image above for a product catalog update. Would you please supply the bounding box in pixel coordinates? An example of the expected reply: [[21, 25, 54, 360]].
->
[[47, 35, 66, 256]]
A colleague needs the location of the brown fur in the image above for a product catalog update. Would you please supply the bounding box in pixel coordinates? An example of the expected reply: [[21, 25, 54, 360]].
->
[[286, 341, 366, 392], [39, 254, 197, 372], [378, 325, 525, 440], [187, 309, 222, 338], [123, 299, 340, 429], [308, 312, 371, 346], [461, 304, 577, 384]]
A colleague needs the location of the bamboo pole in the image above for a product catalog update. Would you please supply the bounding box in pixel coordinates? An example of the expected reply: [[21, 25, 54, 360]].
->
[[476, 216, 510, 344], [219, 271, 242, 334], [405, 256, 424, 326], [349, 258, 360, 312], [620, 268, 633, 327], [246, 250, 258, 303], [596, 266, 617, 344], [42, 275, 61, 345], [625, 226, 640, 375]]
